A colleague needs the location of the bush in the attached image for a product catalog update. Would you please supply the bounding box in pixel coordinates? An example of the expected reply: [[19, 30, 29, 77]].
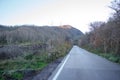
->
[[98, 53, 120, 63], [0, 45, 23, 59], [24, 54, 34, 60], [11, 72, 23, 80]]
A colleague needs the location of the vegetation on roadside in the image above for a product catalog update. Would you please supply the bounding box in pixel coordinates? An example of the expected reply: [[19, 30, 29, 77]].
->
[[0, 25, 82, 80], [0, 58, 47, 80], [0, 43, 72, 80], [82, 46, 120, 64], [79, 0, 120, 64]]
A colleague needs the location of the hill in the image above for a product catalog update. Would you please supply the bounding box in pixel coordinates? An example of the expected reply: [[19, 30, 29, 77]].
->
[[0, 25, 83, 59]]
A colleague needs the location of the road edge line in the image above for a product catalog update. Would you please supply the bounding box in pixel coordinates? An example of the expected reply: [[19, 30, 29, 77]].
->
[[52, 54, 70, 80]]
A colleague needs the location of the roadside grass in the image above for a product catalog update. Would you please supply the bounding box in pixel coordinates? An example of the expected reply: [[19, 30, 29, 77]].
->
[[10, 72, 24, 80], [19, 41, 43, 46], [0, 43, 72, 80], [0, 55, 48, 80], [99, 54, 120, 63], [82, 46, 120, 64]]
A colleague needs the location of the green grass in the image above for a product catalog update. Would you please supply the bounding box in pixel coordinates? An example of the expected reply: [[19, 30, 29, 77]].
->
[[99, 53, 120, 63], [0, 43, 72, 80], [11, 72, 23, 80], [0, 54, 48, 80], [0, 50, 69, 80], [82, 46, 120, 64], [0, 56, 48, 70]]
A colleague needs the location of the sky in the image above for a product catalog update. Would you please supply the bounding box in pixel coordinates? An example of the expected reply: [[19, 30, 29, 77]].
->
[[0, 0, 113, 33]]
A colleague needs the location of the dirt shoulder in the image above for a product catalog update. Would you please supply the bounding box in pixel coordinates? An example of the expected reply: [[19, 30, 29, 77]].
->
[[23, 57, 63, 80]]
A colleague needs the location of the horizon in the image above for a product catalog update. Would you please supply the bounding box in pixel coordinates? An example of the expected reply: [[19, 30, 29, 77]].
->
[[0, 0, 113, 33]]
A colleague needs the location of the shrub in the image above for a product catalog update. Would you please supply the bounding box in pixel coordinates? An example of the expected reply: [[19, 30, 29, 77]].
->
[[0, 45, 23, 59], [24, 54, 34, 60], [10, 72, 23, 80]]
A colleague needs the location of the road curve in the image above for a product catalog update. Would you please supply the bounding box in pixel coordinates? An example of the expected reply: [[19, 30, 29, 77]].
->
[[48, 46, 120, 80]]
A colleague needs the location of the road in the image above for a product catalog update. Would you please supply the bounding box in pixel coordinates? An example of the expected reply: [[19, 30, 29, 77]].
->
[[48, 46, 120, 80]]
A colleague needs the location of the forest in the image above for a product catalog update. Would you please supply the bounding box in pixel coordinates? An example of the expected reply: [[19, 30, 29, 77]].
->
[[79, 0, 120, 63]]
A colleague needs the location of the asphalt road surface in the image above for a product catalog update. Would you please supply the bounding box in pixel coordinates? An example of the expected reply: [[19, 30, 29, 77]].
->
[[48, 46, 120, 80]]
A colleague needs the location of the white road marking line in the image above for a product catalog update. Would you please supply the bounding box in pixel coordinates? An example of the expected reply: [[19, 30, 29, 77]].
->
[[52, 54, 70, 80]]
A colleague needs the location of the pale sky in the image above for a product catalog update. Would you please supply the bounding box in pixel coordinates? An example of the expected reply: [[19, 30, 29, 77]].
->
[[0, 0, 113, 33]]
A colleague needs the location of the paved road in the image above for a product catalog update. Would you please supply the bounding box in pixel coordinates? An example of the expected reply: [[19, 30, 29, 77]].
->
[[48, 46, 120, 80]]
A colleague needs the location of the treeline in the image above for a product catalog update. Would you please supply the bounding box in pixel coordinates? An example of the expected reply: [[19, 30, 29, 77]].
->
[[0, 25, 83, 59], [0, 25, 82, 45], [79, 0, 120, 56]]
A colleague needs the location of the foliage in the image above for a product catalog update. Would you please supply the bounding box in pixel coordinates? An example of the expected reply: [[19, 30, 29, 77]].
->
[[0, 25, 82, 60], [99, 54, 120, 63], [0, 55, 47, 80], [10, 72, 24, 80], [79, 0, 120, 63], [83, 46, 120, 64], [0, 41, 72, 80], [0, 25, 83, 45]]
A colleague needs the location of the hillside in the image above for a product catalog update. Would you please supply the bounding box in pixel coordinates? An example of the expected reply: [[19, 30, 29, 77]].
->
[[0, 24, 83, 80], [0, 25, 83, 45], [0, 25, 83, 59]]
